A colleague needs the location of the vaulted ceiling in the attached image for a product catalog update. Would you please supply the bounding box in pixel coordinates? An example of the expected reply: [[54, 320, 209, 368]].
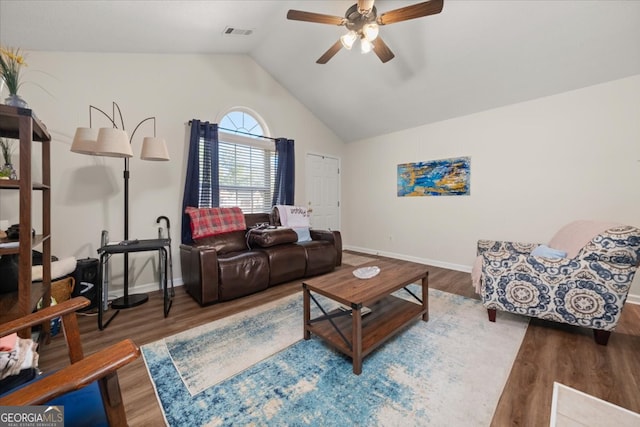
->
[[1, 0, 639, 142]]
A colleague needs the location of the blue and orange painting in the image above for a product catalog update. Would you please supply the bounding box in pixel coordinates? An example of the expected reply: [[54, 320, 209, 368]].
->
[[397, 157, 471, 197]]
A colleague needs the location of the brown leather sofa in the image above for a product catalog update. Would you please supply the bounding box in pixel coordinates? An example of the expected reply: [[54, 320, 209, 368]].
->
[[180, 212, 342, 306]]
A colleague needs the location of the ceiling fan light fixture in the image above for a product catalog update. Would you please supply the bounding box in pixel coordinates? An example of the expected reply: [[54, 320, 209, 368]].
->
[[363, 23, 379, 41], [340, 31, 357, 50], [287, 0, 445, 64], [360, 37, 373, 54]]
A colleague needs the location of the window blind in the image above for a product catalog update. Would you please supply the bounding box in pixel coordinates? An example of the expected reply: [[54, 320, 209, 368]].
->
[[215, 140, 276, 213]]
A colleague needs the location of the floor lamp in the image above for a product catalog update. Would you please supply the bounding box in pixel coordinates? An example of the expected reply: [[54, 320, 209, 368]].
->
[[71, 102, 170, 309]]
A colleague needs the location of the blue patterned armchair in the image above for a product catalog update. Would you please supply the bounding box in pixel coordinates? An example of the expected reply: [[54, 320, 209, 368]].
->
[[474, 221, 640, 345]]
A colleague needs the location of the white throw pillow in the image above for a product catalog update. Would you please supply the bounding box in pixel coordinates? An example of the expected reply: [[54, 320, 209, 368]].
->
[[531, 245, 566, 259], [293, 227, 312, 242]]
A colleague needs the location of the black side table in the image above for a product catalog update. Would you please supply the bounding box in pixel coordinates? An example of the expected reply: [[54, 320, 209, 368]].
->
[[97, 238, 173, 330]]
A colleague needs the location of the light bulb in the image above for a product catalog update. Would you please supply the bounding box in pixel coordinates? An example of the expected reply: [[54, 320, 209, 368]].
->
[[360, 37, 373, 54], [340, 31, 357, 50], [363, 23, 379, 41]]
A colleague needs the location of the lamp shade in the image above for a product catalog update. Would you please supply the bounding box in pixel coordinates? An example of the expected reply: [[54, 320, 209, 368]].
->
[[94, 128, 133, 158], [140, 137, 170, 161], [70, 127, 99, 155]]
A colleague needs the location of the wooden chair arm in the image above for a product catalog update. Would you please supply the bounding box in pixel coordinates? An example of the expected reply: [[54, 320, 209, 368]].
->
[[0, 297, 90, 337], [0, 339, 140, 406]]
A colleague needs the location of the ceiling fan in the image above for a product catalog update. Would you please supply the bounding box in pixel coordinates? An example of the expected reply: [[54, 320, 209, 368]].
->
[[286, 0, 444, 64]]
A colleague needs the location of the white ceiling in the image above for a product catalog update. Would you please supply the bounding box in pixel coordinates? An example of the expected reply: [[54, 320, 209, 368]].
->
[[1, 0, 639, 142]]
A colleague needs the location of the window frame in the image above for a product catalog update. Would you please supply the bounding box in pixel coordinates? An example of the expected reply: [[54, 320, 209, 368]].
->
[[214, 108, 276, 214]]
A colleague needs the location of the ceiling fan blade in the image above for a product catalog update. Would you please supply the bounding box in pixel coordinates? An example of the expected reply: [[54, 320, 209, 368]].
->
[[377, 0, 444, 25], [372, 37, 395, 63], [316, 40, 343, 64], [287, 10, 345, 25]]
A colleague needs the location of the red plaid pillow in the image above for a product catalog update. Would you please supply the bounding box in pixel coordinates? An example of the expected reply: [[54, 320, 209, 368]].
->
[[185, 207, 246, 239]]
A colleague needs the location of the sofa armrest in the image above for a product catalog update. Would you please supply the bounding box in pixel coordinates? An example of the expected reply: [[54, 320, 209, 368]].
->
[[477, 239, 539, 257], [582, 249, 639, 268], [179, 244, 220, 305], [310, 229, 342, 266]]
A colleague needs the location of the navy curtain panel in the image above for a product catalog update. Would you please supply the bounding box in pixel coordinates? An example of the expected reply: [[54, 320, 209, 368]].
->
[[181, 120, 219, 244], [272, 138, 295, 206]]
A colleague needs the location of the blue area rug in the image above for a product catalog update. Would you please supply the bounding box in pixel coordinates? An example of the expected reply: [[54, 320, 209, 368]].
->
[[161, 293, 333, 396], [142, 287, 528, 426]]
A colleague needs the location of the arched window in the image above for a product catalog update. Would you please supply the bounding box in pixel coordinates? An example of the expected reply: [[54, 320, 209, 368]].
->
[[219, 109, 267, 138], [214, 108, 276, 213]]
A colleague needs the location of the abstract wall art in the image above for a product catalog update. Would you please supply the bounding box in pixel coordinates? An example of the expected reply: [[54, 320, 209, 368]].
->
[[397, 156, 471, 197]]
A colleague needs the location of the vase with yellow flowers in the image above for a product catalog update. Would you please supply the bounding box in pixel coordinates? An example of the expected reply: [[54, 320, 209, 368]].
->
[[0, 46, 29, 108]]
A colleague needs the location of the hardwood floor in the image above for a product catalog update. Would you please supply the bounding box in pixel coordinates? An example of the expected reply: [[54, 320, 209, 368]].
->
[[36, 253, 640, 426]]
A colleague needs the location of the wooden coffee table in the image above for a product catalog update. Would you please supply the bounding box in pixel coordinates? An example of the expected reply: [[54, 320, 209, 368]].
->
[[302, 259, 429, 374]]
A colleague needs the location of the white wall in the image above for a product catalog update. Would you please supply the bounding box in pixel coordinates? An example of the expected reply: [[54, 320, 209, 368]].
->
[[342, 74, 640, 297], [0, 52, 345, 296], [3, 52, 639, 300]]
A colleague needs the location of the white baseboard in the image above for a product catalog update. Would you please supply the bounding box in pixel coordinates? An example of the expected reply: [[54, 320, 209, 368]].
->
[[106, 248, 640, 305], [626, 294, 640, 305], [342, 245, 640, 304], [344, 245, 472, 273]]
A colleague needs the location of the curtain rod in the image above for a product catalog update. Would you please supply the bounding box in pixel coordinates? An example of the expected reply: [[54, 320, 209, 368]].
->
[[187, 120, 278, 142]]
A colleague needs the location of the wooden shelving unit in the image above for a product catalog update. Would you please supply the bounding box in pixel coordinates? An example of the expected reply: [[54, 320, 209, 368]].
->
[[0, 104, 52, 337]]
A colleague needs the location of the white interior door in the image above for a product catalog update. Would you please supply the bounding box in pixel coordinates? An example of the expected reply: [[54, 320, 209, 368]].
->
[[305, 153, 340, 230]]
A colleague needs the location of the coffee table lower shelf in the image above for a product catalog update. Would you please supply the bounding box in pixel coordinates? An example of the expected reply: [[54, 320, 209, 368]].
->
[[304, 294, 426, 374]]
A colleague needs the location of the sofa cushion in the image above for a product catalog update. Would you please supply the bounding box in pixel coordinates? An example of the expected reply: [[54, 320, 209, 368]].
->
[[217, 251, 269, 301], [258, 244, 307, 285], [247, 228, 298, 248], [298, 240, 337, 276], [195, 230, 246, 255], [185, 206, 246, 240]]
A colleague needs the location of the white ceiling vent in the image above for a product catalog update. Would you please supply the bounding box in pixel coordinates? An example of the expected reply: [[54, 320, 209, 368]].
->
[[223, 27, 253, 36]]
